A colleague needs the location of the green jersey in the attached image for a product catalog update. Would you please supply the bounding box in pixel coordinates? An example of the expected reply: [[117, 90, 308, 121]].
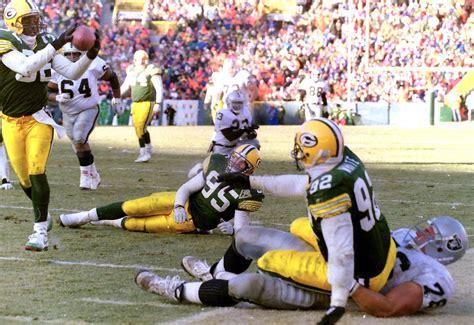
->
[[189, 154, 264, 231], [0, 30, 54, 117], [125, 64, 161, 102], [308, 147, 391, 279]]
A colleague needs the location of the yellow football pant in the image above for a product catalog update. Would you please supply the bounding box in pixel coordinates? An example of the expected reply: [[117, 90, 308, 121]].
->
[[257, 217, 396, 292], [122, 192, 196, 233], [0, 114, 53, 187], [131, 101, 154, 138]]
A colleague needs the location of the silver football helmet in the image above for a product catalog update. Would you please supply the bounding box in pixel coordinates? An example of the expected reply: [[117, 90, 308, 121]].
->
[[62, 43, 83, 62], [226, 90, 244, 114], [405, 216, 469, 265]]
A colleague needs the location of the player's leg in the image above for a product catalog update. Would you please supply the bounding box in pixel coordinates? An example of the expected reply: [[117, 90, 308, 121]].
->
[[131, 101, 153, 162], [0, 128, 14, 190], [71, 108, 100, 190]]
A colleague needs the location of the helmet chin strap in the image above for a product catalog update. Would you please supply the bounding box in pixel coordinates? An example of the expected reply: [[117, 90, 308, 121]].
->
[[19, 34, 36, 48]]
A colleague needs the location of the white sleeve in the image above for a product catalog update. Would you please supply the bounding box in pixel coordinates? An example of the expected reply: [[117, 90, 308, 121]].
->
[[151, 74, 163, 103], [52, 53, 93, 80], [321, 212, 354, 307], [1, 44, 56, 76], [233, 210, 250, 230], [120, 74, 131, 96], [174, 171, 206, 206], [249, 175, 308, 197], [93, 57, 108, 79]]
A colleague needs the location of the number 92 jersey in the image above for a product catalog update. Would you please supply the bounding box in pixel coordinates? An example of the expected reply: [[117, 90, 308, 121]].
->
[[0, 30, 54, 117], [51, 57, 108, 114], [189, 153, 264, 231], [307, 146, 392, 279]]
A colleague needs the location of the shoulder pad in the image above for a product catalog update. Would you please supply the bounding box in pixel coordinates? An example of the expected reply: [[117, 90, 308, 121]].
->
[[0, 29, 19, 54]]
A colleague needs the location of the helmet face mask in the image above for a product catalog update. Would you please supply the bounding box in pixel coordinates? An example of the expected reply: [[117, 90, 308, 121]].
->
[[406, 216, 469, 265], [226, 144, 261, 176], [291, 118, 344, 170], [4, 0, 44, 36]]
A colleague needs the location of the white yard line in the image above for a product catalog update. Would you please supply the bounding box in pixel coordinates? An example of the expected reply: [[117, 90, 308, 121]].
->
[[78, 297, 173, 308], [0, 256, 183, 273]]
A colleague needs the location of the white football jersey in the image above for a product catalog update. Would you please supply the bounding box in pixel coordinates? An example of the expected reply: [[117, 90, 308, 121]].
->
[[211, 107, 253, 148], [222, 70, 253, 109], [51, 57, 108, 114], [382, 229, 455, 310], [299, 77, 328, 105]]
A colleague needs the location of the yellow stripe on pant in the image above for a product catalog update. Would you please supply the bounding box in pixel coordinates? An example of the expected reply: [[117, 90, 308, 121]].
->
[[122, 192, 196, 233], [0, 114, 53, 187], [257, 217, 397, 292], [131, 101, 154, 138]]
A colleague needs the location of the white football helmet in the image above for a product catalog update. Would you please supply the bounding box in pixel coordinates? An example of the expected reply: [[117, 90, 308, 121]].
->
[[405, 216, 469, 265], [134, 50, 149, 66], [226, 90, 244, 114], [62, 43, 83, 62]]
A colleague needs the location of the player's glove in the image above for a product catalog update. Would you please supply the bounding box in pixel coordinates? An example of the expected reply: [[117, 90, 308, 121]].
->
[[112, 98, 125, 116], [86, 30, 101, 60], [173, 205, 187, 223], [51, 23, 77, 50], [55, 93, 71, 103], [217, 172, 250, 188], [217, 219, 234, 235], [243, 125, 258, 140], [317, 306, 345, 325]]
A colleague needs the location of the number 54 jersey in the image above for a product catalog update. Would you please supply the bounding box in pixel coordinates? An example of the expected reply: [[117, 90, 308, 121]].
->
[[308, 146, 393, 281], [189, 153, 264, 231], [51, 57, 108, 114]]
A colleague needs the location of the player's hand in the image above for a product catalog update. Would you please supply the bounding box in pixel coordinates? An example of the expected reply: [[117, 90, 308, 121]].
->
[[217, 219, 234, 235], [317, 306, 345, 325], [86, 30, 101, 59], [112, 98, 125, 116], [51, 23, 77, 50], [55, 93, 71, 103], [244, 127, 258, 140], [153, 103, 161, 113], [173, 205, 187, 223], [217, 173, 250, 188]]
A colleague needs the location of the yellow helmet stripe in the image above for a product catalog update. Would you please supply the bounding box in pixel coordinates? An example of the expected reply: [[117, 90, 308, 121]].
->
[[308, 193, 351, 218]]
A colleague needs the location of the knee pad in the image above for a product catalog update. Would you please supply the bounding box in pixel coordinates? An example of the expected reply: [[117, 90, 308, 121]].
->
[[198, 279, 238, 306]]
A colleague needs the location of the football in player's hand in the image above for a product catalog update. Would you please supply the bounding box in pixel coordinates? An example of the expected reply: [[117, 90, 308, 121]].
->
[[72, 25, 96, 51]]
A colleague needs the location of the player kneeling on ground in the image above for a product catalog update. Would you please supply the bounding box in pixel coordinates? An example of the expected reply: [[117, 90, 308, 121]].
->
[[135, 216, 468, 323], [59, 144, 264, 236]]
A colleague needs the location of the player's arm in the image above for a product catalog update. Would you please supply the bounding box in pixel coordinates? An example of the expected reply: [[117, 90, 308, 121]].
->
[[173, 171, 207, 223], [120, 72, 131, 96], [352, 282, 422, 317], [215, 111, 246, 141], [250, 174, 308, 196], [151, 74, 163, 113], [101, 69, 121, 99], [1, 45, 56, 77], [47, 81, 59, 101]]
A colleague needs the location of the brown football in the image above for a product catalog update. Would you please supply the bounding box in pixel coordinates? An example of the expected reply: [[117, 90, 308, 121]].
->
[[72, 25, 95, 51]]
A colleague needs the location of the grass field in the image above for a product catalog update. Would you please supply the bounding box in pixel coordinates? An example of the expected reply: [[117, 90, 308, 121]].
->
[[0, 123, 473, 324]]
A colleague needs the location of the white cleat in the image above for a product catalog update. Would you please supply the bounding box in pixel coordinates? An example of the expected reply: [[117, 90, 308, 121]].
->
[[25, 231, 48, 251], [181, 256, 213, 281], [135, 148, 151, 163], [135, 270, 184, 302], [79, 170, 91, 190], [145, 143, 153, 155], [0, 178, 13, 190], [89, 172, 101, 190], [59, 211, 92, 228]]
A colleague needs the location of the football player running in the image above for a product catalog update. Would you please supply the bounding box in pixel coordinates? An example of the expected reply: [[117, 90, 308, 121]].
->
[[298, 69, 329, 121], [135, 216, 468, 321], [209, 90, 259, 156], [59, 144, 264, 236], [119, 50, 163, 163], [0, 0, 100, 251], [215, 118, 396, 323], [48, 43, 122, 190], [0, 122, 14, 190]]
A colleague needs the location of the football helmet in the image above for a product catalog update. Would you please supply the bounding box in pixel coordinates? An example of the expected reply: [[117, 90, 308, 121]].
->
[[405, 216, 469, 265], [62, 43, 83, 62], [133, 50, 149, 66], [226, 144, 261, 176], [3, 0, 44, 36], [226, 90, 244, 114], [291, 118, 344, 170], [222, 57, 236, 76]]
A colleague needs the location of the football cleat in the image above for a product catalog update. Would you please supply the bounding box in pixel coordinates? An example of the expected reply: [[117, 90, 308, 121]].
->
[[59, 211, 92, 228], [145, 143, 153, 155], [79, 169, 90, 190], [135, 270, 184, 302], [0, 180, 14, 190], [25, 231, 48, 251], [135, 148, 151, 163], [89, 172, 101, 190], [181, 256, 213, 281]]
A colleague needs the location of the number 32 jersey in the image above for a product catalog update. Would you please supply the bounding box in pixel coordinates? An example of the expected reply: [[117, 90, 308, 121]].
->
[[51, 57, 108, 114], [189, 154, 264, 231], [308, 146, 392, 280]]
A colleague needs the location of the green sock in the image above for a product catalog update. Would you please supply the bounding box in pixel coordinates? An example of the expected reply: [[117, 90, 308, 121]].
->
[[97, 201, 126, 220], [30, 174, 50, 223]]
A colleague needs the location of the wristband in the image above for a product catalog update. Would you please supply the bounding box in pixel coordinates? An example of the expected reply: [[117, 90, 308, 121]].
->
[[174, 204, 185, 209]]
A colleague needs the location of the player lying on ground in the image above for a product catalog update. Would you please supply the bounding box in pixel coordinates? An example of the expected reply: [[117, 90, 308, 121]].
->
[[135, 216, 468, 323], [215, 118, 396, 323], [59, 144, 264, 235]]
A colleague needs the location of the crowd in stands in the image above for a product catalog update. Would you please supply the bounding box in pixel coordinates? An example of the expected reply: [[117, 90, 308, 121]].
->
[[19, 0, 474, 110]]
